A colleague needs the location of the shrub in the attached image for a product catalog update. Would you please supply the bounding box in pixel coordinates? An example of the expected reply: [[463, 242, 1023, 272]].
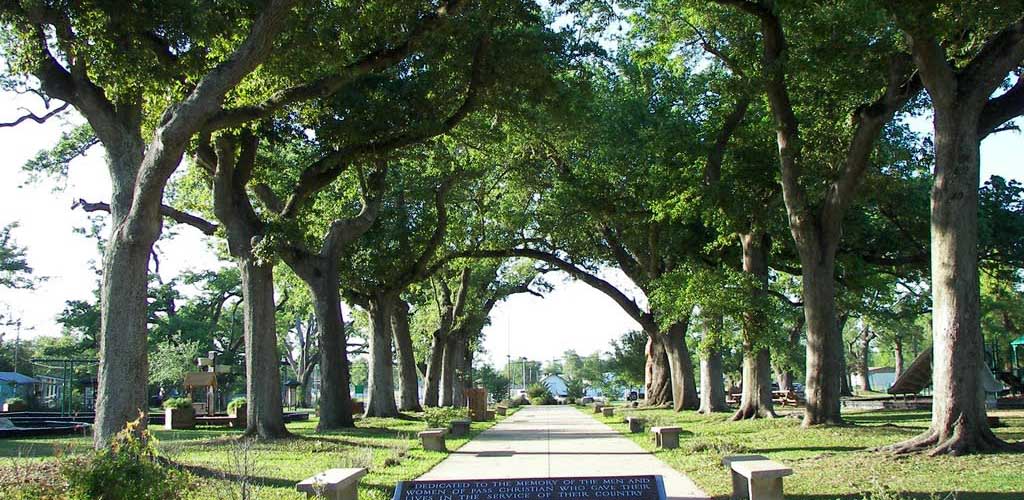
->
[[526, 383, 556, 405], [4, 396, 27, 406], [565, 378, 585, 402], [227, 397, 247, 413], [63, 417, 191, 500], [161, 397, 192, 410], [423, 407, 469, 428]]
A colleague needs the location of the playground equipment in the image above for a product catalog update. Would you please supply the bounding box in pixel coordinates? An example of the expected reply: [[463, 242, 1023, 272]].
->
[[29, 358, 98, 416], [889, 346, 1007, 399]]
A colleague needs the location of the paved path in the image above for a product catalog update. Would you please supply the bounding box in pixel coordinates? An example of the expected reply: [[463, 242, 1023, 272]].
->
[[417, 405, 710, 500]]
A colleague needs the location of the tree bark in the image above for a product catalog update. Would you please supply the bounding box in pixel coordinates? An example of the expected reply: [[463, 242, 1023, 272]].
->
[[423, 332, 445, 407], [661, 319, 700, 411], [699, 348, 729, 413], [392, 298, 422, 411], [894, 336, 905, 378], [366, 293, 399, 417], [310, 276, 354, 430], [645, 335, 673, 406], [441, 335, 459, 407], [775, 369, 794, 393], [802, 257, 844, 425], [734, 232, 776, 420], [859, 325, 874, 393], [240, 259, 288, 438], [840, 342, 853, 397], [95, 231, 153, 445]]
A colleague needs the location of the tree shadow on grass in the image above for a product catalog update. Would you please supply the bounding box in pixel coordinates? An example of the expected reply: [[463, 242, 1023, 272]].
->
[[785, 493, 1019, 500], [164, 460, 296, 489]]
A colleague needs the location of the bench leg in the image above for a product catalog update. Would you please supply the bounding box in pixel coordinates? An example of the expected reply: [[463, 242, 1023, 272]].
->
[[747, 477, 784, 500], [654, 433, 662, 447], [730, 470, 749, 500], [661, 433, 679, 449]]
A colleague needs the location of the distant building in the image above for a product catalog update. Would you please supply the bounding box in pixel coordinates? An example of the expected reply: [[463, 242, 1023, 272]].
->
[[852, 366, 897, 390], [0, 372, 38, 401]]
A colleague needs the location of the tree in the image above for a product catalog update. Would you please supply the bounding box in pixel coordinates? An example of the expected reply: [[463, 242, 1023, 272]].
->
[[0, 223, 41, 289], [883, 1, 1024, 455], [1, 0, 299, 446], [701, 0, 923, 426]]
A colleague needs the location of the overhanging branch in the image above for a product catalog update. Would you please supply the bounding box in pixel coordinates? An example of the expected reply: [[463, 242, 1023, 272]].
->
[[73, 198, 218, 235]]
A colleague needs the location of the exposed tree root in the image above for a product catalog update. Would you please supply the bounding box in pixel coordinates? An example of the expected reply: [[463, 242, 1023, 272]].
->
[[882, 414, 1024, 456], [730, 404, 777, 421]]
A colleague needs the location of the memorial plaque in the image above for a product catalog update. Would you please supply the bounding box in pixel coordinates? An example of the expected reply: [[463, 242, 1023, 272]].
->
[[393, 475, 665, 500]]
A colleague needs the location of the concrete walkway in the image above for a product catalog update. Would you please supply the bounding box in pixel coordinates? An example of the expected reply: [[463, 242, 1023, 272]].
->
[[417, 405, 710, 500]]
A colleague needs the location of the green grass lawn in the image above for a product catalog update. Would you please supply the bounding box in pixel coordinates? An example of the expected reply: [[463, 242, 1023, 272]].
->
[[594, 405, 1024, 500], [0, 407, 518, 499]]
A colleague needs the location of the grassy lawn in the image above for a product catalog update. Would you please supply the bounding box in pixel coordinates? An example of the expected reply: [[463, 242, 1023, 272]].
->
[[593, 405, 1024, 500], [0, 408, 519, 499]]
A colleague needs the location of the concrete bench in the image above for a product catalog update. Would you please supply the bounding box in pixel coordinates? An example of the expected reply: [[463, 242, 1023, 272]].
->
[[296, 467, 367, 500], [449, 419, 471, 437], [419, 429, 447, 452], [627, 416, 645, 433], [650, 426, 682, 449], [593, 403, 604, 414], [725, 456, 793, 500], [485, 409, 496, 421], [601, 407, 615, 417], [496, 405, 507, 416]]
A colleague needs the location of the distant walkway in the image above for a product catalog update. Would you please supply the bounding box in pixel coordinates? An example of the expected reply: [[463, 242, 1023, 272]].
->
[[417, 405, 709, 500]]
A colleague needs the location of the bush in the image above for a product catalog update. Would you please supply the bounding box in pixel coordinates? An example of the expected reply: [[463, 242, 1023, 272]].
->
[[227, 397, 247, 413], [565, 378, 585, 402], [161, 397, 192, 410], [526, 384, 555, 405], [63, 417, 191, 500], [423, 407, 469, 428], [5, 396, 27, 406]]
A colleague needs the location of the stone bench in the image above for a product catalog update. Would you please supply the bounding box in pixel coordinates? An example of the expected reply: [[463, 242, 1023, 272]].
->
[[419, 429, 447, 452], [724, 455, 792, 500], [449, 419, 471, 437], [593, 403, 604, 414], [601, 407, 615, 417], [296, 467, 367, 500], [650, 426, 682, 449], [485, 409, 496, 421], [627, 416, 645, 433], [496, 405, 508, 416]]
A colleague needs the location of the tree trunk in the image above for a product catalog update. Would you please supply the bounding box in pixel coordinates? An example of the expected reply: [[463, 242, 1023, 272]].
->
[[453, 339, 469, 407], [423, 332, 445, 407], [889, 104, 1009, 454], [392, 299, 422, 412], [645, 335, 672, 406], [734, 232, 776, 420], [699, 348, 729, 413], [662, 320, 699, 411], [840, 344, 853, 397], [95, 235, 154, 447], [441, 335, 459, 407], [776, 369, 794, 392], [859, 326, 873, 393], [775, 314, 803, 392], [894, 337, 905, 378], [240, 259, 288, 438], [310, 276, 354, 430], [366, 294, 399, 417], [801, 257, 844, 426]]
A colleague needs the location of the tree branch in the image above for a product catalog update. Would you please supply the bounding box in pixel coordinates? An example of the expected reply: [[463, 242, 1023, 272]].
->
[[72, 198, 218, 235], [0, 102, 70, 127]]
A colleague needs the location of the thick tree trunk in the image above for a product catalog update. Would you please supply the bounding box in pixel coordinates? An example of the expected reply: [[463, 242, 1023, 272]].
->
[[392, 299, 422, 412], [645, 335, 673, 406], [894, 337, 905, 378], [95, 235, 154, 446], [662, 320, 699, 411], [801, 257, 844, 426], [366, 294, 399, 417], [310, 279, 354, 430], [734, 232, 776, 420], [240, 259, 288, 438], [699, 348, 729, 413], [440, 335, 458, 407], [423, 332, 445, 407], [889, 106, 1009, 454]]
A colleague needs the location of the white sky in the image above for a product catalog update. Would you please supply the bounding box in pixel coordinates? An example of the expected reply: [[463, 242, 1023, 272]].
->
[[0, 92, 1021, 367]]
